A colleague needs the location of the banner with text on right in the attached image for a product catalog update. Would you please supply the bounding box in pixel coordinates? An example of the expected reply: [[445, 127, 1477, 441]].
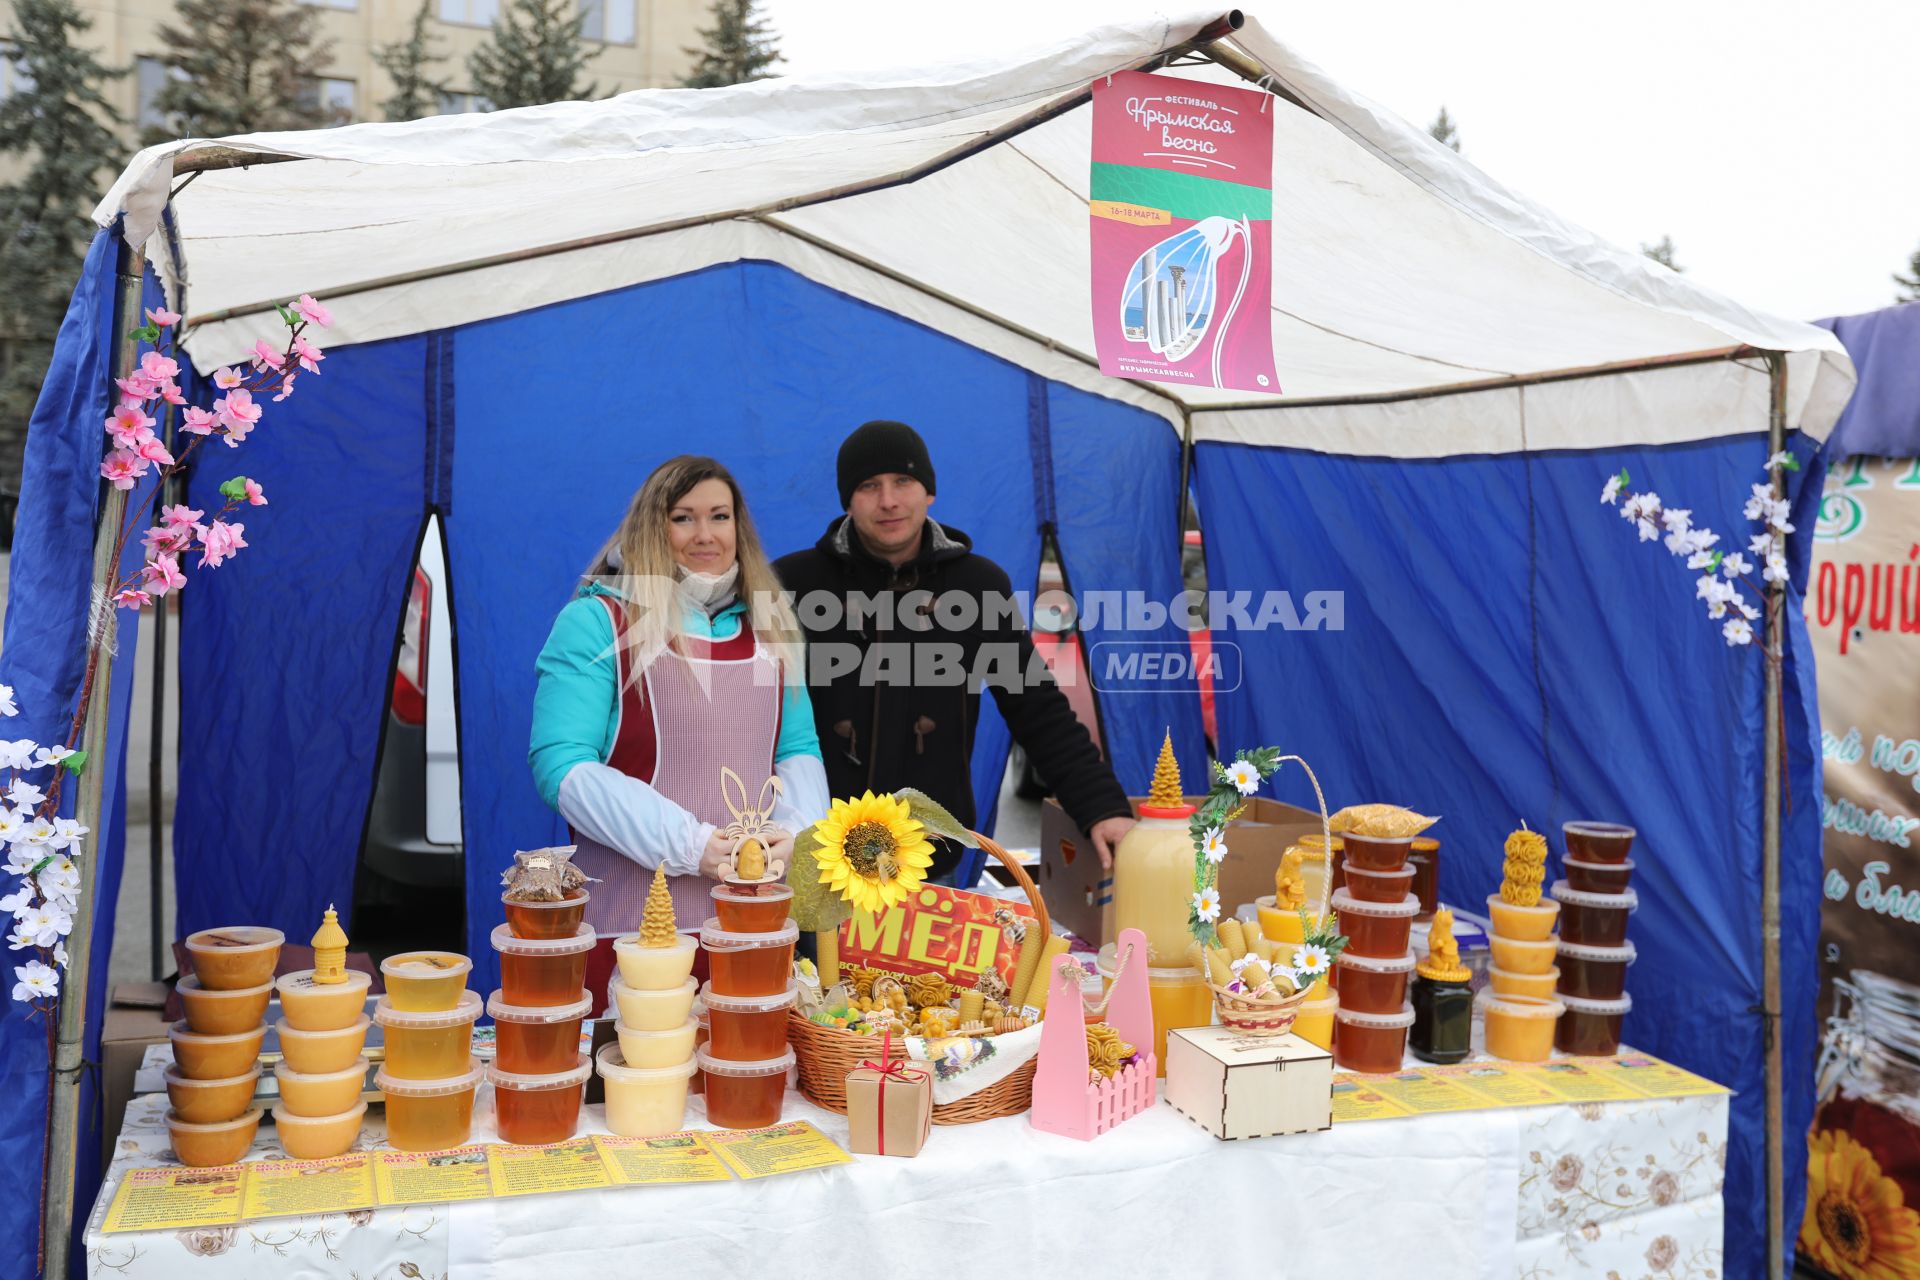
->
[[1801, 455, 1920, 1279]]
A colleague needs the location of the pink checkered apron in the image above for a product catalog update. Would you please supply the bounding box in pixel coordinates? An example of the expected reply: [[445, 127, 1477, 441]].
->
[[570, 597, 784, 945]]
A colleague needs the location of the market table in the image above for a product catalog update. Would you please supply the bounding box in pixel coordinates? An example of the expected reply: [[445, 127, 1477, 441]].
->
[[86, 1073, 1726, 1279]]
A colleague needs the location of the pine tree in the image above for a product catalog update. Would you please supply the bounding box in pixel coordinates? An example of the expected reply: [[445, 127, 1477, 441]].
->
[[1641, 235, 1683, 273], [146, 0, 338, 143], [468, 0, 596, 110], [1427, 106, 1460, 153], [376, 0, 448, 122], [1895, 243, 1920, 303], [0, 0, 124, 488], [680, 0, 780, 88]]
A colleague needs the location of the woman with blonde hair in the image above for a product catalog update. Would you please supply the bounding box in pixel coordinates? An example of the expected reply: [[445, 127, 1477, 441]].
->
[[530, 456, 827, 946]]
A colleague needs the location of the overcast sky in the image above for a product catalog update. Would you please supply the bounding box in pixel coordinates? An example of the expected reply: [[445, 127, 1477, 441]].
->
[[760, 1, 1920, 325]]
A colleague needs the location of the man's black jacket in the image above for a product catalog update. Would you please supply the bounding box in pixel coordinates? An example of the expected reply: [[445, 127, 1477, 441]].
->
[[773, 517, 1130, 849]]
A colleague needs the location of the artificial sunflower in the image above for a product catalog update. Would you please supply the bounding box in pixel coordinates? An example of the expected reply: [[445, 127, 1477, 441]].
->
[[810, 792, 936, 915], [1800, 1129, 1920, 1280]]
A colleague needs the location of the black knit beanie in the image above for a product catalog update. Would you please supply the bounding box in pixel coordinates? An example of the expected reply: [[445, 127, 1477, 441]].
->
[[836, 420, 936, 509]]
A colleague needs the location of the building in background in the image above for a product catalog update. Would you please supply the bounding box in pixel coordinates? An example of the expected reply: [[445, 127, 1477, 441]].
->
[[0, 0, 707, 163]]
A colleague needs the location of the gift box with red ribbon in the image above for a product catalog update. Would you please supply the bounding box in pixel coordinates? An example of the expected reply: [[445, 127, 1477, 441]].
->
[[845, 1032, 931, 1158]]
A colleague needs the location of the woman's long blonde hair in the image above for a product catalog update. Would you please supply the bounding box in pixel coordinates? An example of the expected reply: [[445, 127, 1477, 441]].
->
[[584, 456, 802, 684]]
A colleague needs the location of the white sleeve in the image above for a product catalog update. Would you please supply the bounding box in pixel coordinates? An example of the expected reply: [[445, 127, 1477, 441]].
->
[[556, 761, 712, 875], [771, 755, 829, 834]]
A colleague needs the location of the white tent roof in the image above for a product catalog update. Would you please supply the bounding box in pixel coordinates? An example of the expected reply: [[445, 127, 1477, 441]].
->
[[97, 9, 1854, 457]]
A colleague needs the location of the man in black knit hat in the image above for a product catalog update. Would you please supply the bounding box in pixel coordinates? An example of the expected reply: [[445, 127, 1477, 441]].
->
[[773, 420, 1134, 881]]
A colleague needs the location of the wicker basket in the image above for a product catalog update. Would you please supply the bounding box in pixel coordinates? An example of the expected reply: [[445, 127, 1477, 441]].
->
[[1206, 980, 1314, 1037], [788, 831, 1050, 1125]]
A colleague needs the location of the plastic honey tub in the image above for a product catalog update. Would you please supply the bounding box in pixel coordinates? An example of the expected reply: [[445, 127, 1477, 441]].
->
[[273, 1058, 369, 1118], [377, 1062, 482, 1152], [168, 1108, 263, 1166], [489, 1055, 592, 1146], [1550, 881, 1638, 947], [1555, 939, 1637, 1000], [183, 927, 284, 991], [1563, 856, 1635, 894], [1292, 992, 1338, 1050], [616, 1016, 699, 1070], [276, 1015, 369, 1075], [598, 1043, 697, 1137], [275, 969, 372, 1032], [710, 883, 793, 933], [1482, 993, 1565, 1062], [610, 976, 698, 1031], [1488, 934, 1558, 977], [1333, 950, 1414, 1015], [169, 1021, 265, 1081], [177, 977, 272, 1036], [1340, 833, 1413, 872], [1484, 894, 1560, 943], [1343, 864, 1416, 904], [1555, 992, 1632, 1055], [164, 1065, 260, 1124], [700, 982, 798, 1061], [1330, 888, 1419, 959], [501, 890, 589, 941], [1096, 944, 1213, 1075], [272, 1101, 366, 1159], [1333, 1004, 1413, 1074], [611, 932, 698, 992], [698, 920, 797, 997], [487, 990, 590, 1075], [375, 992, 481, 1079], [697, 1048, 792, 1129], [379, 951, 472, 1012], [1562, 821, 1635, 864], [492, 925, 594, 1007], [1487, 965, 1561, 1000]]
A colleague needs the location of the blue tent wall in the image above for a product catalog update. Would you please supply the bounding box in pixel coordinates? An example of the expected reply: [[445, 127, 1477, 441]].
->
[[441, 262, 1190, 982], [1194, 429, 1822, 1279], [0, 228, 146, 1280], [1042, 380, 1209, 790], [174, 334, 430, 940]]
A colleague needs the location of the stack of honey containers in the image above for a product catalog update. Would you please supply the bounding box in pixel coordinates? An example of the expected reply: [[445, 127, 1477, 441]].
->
[[482, 882, 595, 1144], [271, 910, 373, 1158], [1480, 828, 1566, 1061], [373, 928, 483, 1151], [693, 868, 798, 1129], [598, 869, 702, 1134], [1329, 835, 1422, 1072], [1552, 823, 1639, 1056], [165, 926, 284, 1165]]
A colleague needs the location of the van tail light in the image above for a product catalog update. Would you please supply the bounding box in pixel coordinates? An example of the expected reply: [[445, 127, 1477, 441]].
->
[[391, 567, 429, 725]]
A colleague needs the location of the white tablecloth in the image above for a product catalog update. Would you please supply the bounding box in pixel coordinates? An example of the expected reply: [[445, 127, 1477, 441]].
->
[[88, 1081, 1725, 1280]]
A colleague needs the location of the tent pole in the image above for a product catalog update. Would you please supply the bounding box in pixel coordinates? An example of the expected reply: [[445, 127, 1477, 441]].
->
[[1176, 405, 1194, 542], [1762, 350, 1787, 1278], [41, 237, 142, 1280]]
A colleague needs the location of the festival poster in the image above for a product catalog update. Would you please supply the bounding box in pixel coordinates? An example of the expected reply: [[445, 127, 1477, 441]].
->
[[1089, 69, 1278, 394], [1802, 456, 1920, 1274], [837, 885, 1034, 988]]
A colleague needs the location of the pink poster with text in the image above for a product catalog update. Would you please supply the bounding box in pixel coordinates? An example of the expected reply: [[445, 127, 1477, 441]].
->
[[1089, 70, 1278, 395]]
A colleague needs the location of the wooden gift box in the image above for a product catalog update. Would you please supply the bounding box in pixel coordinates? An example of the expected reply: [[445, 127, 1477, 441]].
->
[[1163, 1027, 1334, 1140]]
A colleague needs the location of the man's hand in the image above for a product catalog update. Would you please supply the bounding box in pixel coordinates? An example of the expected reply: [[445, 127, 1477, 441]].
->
[[1088, 815, 1137, 871], [698, 830, 736, 880]]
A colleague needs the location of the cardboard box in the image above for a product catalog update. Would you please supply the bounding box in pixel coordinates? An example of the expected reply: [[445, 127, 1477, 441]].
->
[[1163, 1026, 1334, 1140], [845, 1061, 932, 1157], [1039, 796, 1327, 948], [102, 982, 173, 1165]]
